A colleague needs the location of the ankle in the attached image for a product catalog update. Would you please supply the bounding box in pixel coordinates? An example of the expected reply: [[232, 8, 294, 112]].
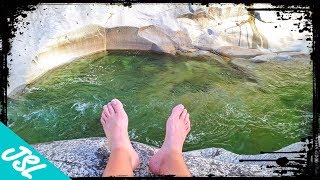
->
[[162, 143, 183, 154], [110, 145, 131, 153], [158, 151, 185, 176], [162, 147, 183, 157]]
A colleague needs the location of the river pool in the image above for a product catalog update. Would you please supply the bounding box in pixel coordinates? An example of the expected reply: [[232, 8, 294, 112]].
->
[[8, 51, 312, 154]]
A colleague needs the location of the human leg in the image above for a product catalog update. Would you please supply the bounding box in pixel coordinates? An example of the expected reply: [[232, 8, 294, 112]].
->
[[100, 99, 139, 176], [149, 104, 191, 176]]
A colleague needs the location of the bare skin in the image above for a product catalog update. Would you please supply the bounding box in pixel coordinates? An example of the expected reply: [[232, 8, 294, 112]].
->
[[149, 104, 191, 176], [100, 99, 191, 177], [100, 99, 139, 176]]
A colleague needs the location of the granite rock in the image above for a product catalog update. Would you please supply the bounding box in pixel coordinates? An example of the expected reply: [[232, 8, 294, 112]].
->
[[32, 137, 308, 177], [138, 25, 177, 55], [8, 4, 312, 97], [105, 26, 154, 51]]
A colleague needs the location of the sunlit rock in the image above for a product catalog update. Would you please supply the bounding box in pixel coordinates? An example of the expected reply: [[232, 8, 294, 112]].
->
[[33, 137, 306, 177]]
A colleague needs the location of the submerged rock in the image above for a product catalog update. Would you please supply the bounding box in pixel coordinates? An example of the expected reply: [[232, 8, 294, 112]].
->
[[250, 52, 310, 63], [250, 53, 289, 63], [32, 137, 306, 177], [215, 46, 266, 59]]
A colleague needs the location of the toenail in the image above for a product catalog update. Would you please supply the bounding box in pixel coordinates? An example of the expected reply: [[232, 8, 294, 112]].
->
[[111, 99, 117, 105]]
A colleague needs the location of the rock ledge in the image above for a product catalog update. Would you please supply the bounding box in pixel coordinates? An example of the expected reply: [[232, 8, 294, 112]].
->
[[32, 137, 306, 177]]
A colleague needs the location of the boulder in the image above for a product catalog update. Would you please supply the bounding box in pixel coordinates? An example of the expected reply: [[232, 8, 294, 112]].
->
[[193, 33, 218, 51], [171, 31, 194, 51], [105, 26, 154, 51], [250, 53, 289, 63], [138, 25, 177, 55]]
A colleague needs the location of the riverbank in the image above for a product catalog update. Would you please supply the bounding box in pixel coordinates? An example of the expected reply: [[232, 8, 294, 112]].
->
[[8, 4, 311, 97]]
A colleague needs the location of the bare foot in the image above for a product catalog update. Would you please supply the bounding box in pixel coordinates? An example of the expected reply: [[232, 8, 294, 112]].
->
[[149, 104, 191, 175], [100, 99, 140, 170]]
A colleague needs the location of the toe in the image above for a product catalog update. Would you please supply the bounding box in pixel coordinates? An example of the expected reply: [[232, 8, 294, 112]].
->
[[100, 113, 107, 125], [101, 110, 107, 121], [186, 126, 190, 134], [101, 107, 108, 125], [171, 104, 184, 117], [103, 105, 110, 117], [185, 118, 189, 126], [185, 120, 190, 130], [111, 99, 125, 113], [180, 109, 187, 120], [107, 103, 115, 115], [184, 112, 189, 124], [185, 113, 191, 131]]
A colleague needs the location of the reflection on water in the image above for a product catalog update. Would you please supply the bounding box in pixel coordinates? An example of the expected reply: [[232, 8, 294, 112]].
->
[[8, 51, 312, 154]]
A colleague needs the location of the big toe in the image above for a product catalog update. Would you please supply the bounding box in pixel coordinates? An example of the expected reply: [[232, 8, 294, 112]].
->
[[171, 104, 184, 117], [110, 99, 125, 113]]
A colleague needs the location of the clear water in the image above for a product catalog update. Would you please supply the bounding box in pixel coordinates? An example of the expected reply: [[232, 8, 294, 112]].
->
[[8, 51, 313, 154]]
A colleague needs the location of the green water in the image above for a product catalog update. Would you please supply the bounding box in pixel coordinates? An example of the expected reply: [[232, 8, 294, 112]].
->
[[8, 51, 312, 154]]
